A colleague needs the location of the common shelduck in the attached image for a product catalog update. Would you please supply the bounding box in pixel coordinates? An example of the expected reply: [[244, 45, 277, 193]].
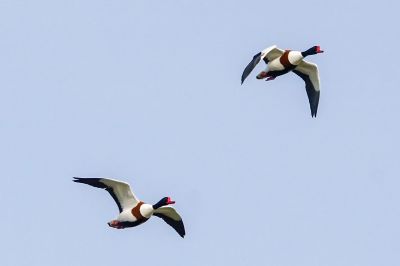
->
[[73, 177, 185, 238], [241, 45, 324, 117]]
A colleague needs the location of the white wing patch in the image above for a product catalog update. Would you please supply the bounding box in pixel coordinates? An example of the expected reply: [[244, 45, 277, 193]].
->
[[261, 45, 285, 62], [100, 178, 139, 211], [294, 60, 320, 91], [153, 206, 182, 221]]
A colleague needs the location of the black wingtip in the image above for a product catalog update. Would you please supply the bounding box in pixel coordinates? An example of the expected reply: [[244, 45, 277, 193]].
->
[[241, 52, 262, 86], [178, 228, 185, 238], [153, 213, 186, 238], [72, 177, 107, 189], [73, 177, 87, 185], [175, 223, 185, 238], [179, 226, 186, 238], [311, 108, 318, 118]]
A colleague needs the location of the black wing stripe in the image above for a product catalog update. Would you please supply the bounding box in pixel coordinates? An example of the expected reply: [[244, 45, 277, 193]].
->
[[241, 52, 262, 84], [292, 70, 320, 117], [153, 213, 185, 238], [73, 177, 123, 213]]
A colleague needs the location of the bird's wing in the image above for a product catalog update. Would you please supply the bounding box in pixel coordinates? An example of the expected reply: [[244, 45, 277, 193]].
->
[[241, 45, 284, 84], [73, 177, 139, 213], [293, 60, 320, 117], [153, 206, 185, 238], [261, 45, 285, 62], [241, 52, 262, 84]]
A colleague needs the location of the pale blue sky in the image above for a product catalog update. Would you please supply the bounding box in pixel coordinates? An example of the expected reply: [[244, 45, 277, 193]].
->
[[1, 0, 400, 265]]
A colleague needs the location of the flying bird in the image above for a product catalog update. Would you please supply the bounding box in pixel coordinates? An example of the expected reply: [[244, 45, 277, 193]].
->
[[73, 177, 185, 238], [241, 45, 324, 117]]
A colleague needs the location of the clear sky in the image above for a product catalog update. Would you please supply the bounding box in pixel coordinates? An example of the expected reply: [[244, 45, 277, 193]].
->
[[1, 0, 399, 265]]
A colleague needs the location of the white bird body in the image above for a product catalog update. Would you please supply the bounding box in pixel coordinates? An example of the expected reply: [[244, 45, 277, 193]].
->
[[267, 56, 286, 71], [116, 202, 153, 221], [117, 210, 137, 222], [266, 50, 304, 71], [73, 177, 186, 238]]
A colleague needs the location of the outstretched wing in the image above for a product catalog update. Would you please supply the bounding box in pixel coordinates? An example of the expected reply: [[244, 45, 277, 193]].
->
[[261, 45, 284, 62], [73, 177, 139, 213], [153, 206, 185, 238], [241, 45, 285, 84], [241, 52, 262, 84], [293, 60, 320, 117]]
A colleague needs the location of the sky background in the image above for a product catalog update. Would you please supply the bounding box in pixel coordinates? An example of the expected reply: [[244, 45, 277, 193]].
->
[[1, 0, 400, 265]]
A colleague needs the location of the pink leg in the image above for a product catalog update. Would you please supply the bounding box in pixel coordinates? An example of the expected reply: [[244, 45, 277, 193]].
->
[[256, 71, 268, 79], [108, 220, 124, 229]]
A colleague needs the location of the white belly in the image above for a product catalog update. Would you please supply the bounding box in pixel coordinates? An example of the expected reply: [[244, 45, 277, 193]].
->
[[117, 210, 137, 222], [268, 58, 285, 71]]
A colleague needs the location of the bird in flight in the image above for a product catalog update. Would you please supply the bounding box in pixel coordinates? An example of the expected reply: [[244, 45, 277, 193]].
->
[[241, 45, 324, 117], [73, 177, 185, 238]]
